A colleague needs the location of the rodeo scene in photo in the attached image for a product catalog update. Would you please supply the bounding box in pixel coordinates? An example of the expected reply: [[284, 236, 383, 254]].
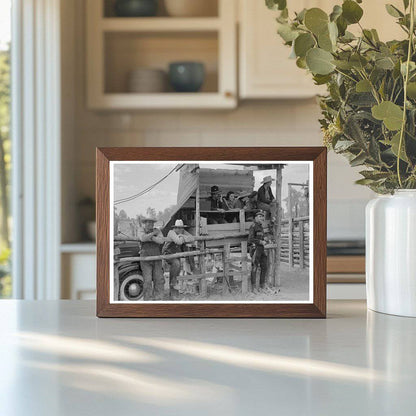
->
[[111, 162, 312, 303]]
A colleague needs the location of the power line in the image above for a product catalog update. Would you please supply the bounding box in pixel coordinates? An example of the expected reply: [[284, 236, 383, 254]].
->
[[114, 164, 183, 205]]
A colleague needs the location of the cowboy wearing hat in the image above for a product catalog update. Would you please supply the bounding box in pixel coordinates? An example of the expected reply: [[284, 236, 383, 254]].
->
[[137, 216, 165, 300], [163, 219, 195, 298], [248, 210, 268, 291], [257, 175, 277, 222], [206, 185, 227, 224], [243, 190, 258, 210]]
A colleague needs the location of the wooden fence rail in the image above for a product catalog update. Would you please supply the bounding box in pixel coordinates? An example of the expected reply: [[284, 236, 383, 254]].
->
[[114, 216, 309, 301], [114, 240, 279, 300], [280, 216, 309, 269]]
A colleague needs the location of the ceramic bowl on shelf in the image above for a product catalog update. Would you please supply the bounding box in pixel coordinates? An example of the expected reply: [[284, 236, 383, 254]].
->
[[164, 0, 217, 17], [168, 62, 205, 93], [127, 68, 167, 93], [114, 0, 158, 17]]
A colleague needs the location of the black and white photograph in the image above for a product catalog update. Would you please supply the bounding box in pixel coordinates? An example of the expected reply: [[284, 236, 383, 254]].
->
[[110, 161, 312, 303]]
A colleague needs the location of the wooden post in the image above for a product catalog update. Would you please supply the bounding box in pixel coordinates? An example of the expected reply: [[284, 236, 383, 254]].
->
[[269, 247, 276, 287], [288, 184, 293, 269], [199, 253, 207, 297], [196, 179, 205, 294], [274, 166, 282, 285], [195, 182, 200, 238], [241, 241, 248, 294], [239, 209, 245, 233], [299, 220, 305, 269], [223, 243, 231, 294]]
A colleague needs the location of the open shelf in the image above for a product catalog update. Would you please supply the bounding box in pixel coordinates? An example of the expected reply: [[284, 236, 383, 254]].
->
[[86, 0, 237, 109], [101, 17, 221, 32], [104, 31, 219, 94], [90, 92, 235, 109], [103, 0, 219, 18]]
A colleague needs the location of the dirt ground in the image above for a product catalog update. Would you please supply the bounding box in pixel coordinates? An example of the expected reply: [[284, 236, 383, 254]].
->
[[169, 263, 310, 302]]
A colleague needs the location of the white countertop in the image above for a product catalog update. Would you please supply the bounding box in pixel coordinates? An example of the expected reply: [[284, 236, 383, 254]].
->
[[0, 300, 415, 416]]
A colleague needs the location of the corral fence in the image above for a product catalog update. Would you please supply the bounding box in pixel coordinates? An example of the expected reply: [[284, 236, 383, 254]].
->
[[114, 232, 280, 300], [280, 216, 309, 269]]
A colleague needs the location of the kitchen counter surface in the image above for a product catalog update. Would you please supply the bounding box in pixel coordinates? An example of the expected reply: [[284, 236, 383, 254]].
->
[[0, 300, 415, 415]]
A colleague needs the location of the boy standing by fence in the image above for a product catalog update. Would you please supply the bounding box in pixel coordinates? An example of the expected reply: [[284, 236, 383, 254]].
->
[[248, 211, 268, 291]]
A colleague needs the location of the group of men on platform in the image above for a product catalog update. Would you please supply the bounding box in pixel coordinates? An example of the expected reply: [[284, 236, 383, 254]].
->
[[207, 175, 277, 224], [134, 175, 277, 300]]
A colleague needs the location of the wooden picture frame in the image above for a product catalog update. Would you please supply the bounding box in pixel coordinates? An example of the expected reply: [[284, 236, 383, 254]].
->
[[96, 147, 327, 318]]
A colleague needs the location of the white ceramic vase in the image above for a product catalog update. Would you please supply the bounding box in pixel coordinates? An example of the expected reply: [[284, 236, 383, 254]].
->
[[366, 190, 416, 317]]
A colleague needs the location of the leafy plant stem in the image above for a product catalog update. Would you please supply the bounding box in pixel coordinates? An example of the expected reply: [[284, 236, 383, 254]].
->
[[334, 68, 357, 83], [390, 79, 398, 101], [358, 69, 380, 104], [397, 0, 415, 187]]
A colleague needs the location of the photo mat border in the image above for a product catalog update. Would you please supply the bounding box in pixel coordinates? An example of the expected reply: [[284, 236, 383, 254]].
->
[[97, 147, 327, 318], [109, 160, 314, 304]]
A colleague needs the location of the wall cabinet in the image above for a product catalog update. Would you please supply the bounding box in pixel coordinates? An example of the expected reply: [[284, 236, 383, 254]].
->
[[86, 0, 237, 109], [238, 0, 404, 99], [239, 0, 324, 99], [86, 0, 406, 108]]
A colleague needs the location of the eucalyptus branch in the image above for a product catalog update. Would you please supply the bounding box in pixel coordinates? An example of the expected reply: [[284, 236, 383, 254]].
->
[[358, 69, 381, 104], [267, 0, 416, 193], [390, 79, 398, 101], [397, 0, 415, 188], [334, 68, 358, 83]]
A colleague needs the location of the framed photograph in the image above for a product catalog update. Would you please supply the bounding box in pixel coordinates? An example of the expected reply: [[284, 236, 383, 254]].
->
[[96, 147, 327, 318]]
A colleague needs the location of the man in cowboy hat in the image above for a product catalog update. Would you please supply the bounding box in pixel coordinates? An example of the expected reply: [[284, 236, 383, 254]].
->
[[206, 185, 227, 224], [248, 210, 268, 291], [137, 216, 165, 300], [163, 219, 195, 298], [243, 190, 258, 210], [257, 175, 277, 222]]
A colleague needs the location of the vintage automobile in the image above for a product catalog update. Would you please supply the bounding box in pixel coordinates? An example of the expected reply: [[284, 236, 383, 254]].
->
[[114, 239, 144, 301]]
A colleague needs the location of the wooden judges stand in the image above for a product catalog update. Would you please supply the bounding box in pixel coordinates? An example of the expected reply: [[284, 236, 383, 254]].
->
[[114, 164, 310, 300]]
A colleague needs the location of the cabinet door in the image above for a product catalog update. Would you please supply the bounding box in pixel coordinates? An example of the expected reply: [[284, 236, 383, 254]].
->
[[239, 0, 405, 99], [239, 0, 321, 99]]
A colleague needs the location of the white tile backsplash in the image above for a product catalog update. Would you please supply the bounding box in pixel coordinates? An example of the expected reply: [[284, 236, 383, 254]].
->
[[72, 102, 373, 241]]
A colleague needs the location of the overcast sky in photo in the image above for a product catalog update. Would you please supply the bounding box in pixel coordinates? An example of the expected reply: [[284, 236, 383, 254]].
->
[[113, 162, 309, 218]]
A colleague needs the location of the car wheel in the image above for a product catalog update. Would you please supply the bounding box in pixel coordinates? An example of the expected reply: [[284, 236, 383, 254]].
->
[[119, 273, 144, 301]]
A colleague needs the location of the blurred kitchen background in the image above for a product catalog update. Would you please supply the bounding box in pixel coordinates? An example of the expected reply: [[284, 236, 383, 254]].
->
[[2, 0, 403, 300]]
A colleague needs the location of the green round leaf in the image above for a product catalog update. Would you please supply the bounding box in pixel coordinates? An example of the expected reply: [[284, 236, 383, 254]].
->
[[333, 59, 353, 70], [296, 57, 307, 69], [385, 4, 403, 18], [382, 132, 409, 162], [330, 5, 343, 22], [294, 33, 315, 57], [336, 15, 348, 36], [356, 79, 372, 92], [371, 101, 403, 131], [304, 8, 329, 35], [277, 23, 299, 42], [342, 0, 363, 24], [375, 56, 395, 70], [266, 0, 287, 11], [317, 22, 338, 52], [350, 53, 368, 69], [318, 32, 333, 52], [407, 82, 416, 99], [306, 47, 335, 75]]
